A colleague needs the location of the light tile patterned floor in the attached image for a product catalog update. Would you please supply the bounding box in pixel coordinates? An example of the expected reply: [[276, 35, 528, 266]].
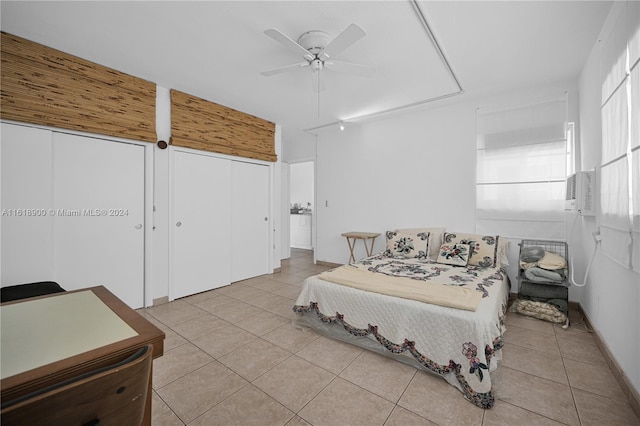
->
[[142, 249, 639, 426]]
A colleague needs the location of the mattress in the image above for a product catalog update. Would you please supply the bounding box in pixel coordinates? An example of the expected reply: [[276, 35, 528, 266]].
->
[[292, 253, 510, 408]]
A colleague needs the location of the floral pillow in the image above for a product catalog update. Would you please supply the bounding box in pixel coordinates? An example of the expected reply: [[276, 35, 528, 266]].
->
[[385, 231, 430, 259], [437, 243, 471, 266], [396, 227, 445, 259], [443, 232, 499, 267]]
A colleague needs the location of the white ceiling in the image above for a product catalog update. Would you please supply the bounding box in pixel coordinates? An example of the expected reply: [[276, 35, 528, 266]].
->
[[1, 1, 611, 133]]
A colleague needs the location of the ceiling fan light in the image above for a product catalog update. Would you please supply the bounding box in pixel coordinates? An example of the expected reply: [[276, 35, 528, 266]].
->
[[311, 59, 323, 72], [339, 121, 345, 131]]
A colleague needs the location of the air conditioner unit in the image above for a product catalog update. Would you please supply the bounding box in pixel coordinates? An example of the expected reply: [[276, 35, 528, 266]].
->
[[565, 171, 595, 216]]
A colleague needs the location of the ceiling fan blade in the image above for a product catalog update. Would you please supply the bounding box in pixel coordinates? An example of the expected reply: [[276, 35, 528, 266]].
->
[[318, 24, 366, 61], [260, 61, 309, 77], [324, 60, 375, 78], [264, 29, 314, 61]]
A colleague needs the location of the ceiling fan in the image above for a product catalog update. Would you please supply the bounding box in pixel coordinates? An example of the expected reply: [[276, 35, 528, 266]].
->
[[261, 24, 375, 92]]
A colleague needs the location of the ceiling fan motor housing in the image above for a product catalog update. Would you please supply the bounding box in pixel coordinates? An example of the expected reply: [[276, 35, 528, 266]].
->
[[297, 30, 332, 55]]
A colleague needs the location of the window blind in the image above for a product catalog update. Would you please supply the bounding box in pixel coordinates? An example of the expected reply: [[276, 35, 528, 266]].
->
[[170, 90, 276, 162], [599, 1, 639, 271], [631, 64, 640, 272], [476, 97, 568, 240], [0, 32, 156, 143]]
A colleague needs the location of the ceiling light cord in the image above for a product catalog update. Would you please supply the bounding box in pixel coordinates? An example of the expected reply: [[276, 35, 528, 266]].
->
[[317, 72, 321, 119]]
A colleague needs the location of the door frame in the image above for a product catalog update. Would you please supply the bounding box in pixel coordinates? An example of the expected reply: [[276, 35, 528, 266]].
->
[[287, 160, 316, 260]]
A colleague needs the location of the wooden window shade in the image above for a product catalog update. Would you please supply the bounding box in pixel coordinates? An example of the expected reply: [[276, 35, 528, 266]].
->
[[1, 32, 156, 143], [171, 89, 276, 162]]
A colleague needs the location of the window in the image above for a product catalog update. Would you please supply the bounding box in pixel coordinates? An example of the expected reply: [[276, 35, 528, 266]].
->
[[475, 97, 568, 240], [631, 64, 640, 272], [599, 2, 639, 271]]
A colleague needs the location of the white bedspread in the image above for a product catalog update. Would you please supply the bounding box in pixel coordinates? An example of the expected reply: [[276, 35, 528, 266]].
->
[[293, 254, 509, 408]]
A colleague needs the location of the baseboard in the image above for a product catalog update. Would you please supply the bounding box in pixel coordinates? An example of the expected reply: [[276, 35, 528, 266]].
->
[[273, 266, 282, 273], [316, 260, 342, 268], [577, 303, 640, 419], [152, 296, 169, 306]]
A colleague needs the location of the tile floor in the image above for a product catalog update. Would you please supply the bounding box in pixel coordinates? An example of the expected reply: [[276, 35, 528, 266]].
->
[[141, 249, 639, 426]]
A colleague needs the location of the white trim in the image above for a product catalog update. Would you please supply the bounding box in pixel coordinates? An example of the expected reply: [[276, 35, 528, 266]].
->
[[143, 143, 154, 308], [167, 147, 176, 302], [0, 119, 151, 148], [268, 160, 275, 274], [170, 145, 272, 166]]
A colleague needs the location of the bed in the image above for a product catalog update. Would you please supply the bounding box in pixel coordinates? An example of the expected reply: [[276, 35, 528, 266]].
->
[[292, 229, 510, 409]]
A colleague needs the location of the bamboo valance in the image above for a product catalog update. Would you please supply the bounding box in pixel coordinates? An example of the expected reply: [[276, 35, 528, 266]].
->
[[1, 32, 156, 143], [171, 89, 276, 162]]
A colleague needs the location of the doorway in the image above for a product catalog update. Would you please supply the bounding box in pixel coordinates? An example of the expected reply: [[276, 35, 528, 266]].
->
[[289, 161, 314, 251]]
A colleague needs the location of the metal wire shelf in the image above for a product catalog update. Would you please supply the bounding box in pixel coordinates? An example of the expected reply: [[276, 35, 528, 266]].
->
[[516, 239, 570, 326], [518, 239, 569, 267]]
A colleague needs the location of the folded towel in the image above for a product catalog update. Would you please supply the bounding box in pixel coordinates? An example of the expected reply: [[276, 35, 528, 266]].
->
[[524, 267, 565, 284], [519, 281, 568, 299], [537, 251, 567, 270]]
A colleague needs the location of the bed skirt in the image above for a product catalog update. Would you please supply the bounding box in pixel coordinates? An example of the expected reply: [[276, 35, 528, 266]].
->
[[292, 303, 504, 409]]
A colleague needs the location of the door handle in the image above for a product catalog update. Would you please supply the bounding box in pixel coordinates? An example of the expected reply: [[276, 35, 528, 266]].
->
[[264, 217, 268, 221], [135, 224, 142, 230], [176, 221, 182, 227]]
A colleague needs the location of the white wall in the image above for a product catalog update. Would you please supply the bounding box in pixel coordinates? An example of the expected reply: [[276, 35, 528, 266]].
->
[[151, 139, 171, 302], [282, 128, 316, 163], [272, 124, 284, 269], [290, 162, 314, 209], [280, 163, 291, 260], [314, 82, 580, 271], [151, 86, 171, 302], [316, 103, 474, 263], [576, 1, 640, 396]]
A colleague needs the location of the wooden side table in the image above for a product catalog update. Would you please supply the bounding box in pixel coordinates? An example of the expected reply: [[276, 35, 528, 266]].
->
[[341, 232, 380, 263]]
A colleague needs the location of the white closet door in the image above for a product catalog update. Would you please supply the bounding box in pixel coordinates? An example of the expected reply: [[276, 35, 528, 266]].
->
[[0, 123, 54, 285], [52, 133, 145, 308], [231, 161, 270, 282], [172, 151, 231, 299]]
